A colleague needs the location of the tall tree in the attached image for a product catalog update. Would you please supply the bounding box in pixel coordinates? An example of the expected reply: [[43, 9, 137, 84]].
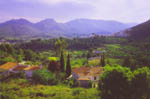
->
[[100, 53, 105, 66], [55, 38, 67, 56], [66, 54, 71, 77], [60, 51, 65, 72]]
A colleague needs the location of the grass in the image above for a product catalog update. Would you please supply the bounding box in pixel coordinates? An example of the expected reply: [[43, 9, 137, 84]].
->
[[0, 78, 100, 99], [88, 58, 100, 66]]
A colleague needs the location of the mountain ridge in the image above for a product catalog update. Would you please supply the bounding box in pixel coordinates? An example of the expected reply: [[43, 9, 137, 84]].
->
[[0, 18, 138, 39], [116, 20, 150, 40]]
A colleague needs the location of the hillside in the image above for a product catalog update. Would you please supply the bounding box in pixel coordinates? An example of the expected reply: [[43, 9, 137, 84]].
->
[[116, 20, 150, 40], [0, 18, 136, 39]]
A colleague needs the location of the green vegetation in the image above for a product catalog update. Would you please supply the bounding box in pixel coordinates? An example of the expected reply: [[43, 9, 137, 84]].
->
[[0, 78, 99, 99], [1, 36, 150, 99], [32, 69, 57, 85], [99, 65, 150, 99]]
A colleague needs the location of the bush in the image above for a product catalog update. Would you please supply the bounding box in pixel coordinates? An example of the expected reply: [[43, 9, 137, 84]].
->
[[68, 78, 79, 88], [32, 69, 57, 85], [99, 65, 132, 99], [99, 65, 150, 99], [131, 67, 150, 99]]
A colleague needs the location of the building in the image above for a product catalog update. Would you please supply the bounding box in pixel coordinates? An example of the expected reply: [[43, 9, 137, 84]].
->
[[12, 65, 28, 73], [0, 62, 42, 78], [72, 66, 103, 88], [24, 66, 42, 78], [0, 62, 18, 75]]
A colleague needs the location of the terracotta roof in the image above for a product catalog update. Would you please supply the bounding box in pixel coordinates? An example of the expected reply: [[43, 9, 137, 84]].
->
[[0, 62, 18, 70], [24, 66, 41, 71], [72, 67, 90, 74], [72, 66, 103, 77], [13, 65, 28, 71]]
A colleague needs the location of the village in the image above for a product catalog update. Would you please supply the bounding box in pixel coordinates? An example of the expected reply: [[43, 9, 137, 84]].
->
[[0, 61, 103, 88]]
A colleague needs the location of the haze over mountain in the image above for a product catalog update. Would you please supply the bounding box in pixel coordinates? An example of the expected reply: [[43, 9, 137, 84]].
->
[[116, 20, 150, 40], [0, 18, 137, 39]]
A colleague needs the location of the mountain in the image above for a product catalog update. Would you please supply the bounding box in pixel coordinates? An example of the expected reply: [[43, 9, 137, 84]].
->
[[0, 19, 43, 38], [35, 19, 72, 37], [116, 20, 150, 40], [66, 19, 130, 35], [127, 23, 138, 27], [0, 18, 137, 39]]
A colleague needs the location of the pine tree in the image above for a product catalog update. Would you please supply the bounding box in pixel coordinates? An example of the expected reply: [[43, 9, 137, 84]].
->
[[66, 54, 71, 77], [60, 51, 65, 72]]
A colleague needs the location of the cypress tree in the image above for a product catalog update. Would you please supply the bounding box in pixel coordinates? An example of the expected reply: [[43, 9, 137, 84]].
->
[[66, 54, 71, 77], [101, 53, 105, 67], [60, 51, 65, 72]]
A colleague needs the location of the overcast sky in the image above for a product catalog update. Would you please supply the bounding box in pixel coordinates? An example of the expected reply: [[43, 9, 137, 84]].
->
[[0, 0, 150, 23]]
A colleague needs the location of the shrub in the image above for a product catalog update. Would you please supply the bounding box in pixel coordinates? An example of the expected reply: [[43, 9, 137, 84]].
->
[[32, 69, 57, 85], [69, 78, 79, 88], [131, 67, 150, 99]]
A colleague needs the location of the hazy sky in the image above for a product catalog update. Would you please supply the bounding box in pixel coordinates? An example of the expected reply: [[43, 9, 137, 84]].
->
[[0, 0, 150, 23]]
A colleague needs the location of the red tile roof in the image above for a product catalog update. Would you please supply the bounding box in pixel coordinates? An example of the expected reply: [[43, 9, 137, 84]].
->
[[0, 62, 18, 70], [13, 65, 28, 71], [24, 66, 41, 71]]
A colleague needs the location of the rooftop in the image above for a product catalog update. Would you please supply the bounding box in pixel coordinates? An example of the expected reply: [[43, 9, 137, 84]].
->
[[0, 62, 18, 70], [72, 66, 103, 77], [13, 65, 28, 71], [24, 66, 41, 71]]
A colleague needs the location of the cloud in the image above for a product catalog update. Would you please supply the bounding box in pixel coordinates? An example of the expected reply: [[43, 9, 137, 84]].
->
[[15, 0, 87, 5], [0, 0, 150, 23]]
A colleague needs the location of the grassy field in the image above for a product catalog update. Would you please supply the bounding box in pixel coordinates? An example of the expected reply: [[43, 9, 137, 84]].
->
[[0, 78, 100, 99]]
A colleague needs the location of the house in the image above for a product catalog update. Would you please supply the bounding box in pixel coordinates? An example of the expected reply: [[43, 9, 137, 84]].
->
[[24, 66, 42, 78], [72, 66, 103, 88], [0, 62, 42, 79], [0, 62, 18, 75], [12, 65, 28, 73]]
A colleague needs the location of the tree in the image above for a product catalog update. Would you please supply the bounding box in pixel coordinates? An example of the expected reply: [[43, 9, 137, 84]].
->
[[0, 56, 16, 65], [48, 60, 60, 73], [32, 69, 57, 85], [100, 53, 105, 66], [99, 65, 131, 99], [55, 38, 67, 56], [66, 54, 71, 77], [60, 51, 65, 72], [24, 49, 36, 61], [16, 49, 24, 62], [131, 67, 150, 99], [122, 56, 131, 68]]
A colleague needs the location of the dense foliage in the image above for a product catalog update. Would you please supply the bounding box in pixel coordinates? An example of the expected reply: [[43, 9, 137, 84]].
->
[[32, 69, 57, 85], [99, 65, 150, 99]]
